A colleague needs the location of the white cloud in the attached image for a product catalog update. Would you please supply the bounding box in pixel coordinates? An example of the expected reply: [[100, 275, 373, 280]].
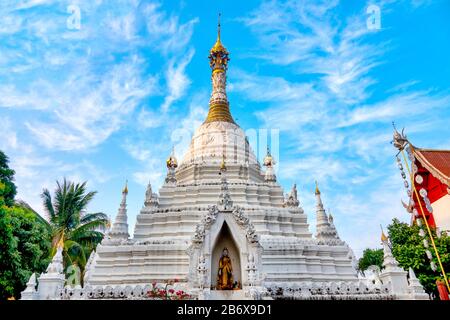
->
[[0, 1, 201, 225], [143, 3, 199, 56], [13, 0, 56, 10], [0, 1, 198, 152], [0, 117, 18, 150], [242, 0, 386, 105], [161, 49, 195, 112], [340, 91, 450, 127], [22, 60, 157, 150]]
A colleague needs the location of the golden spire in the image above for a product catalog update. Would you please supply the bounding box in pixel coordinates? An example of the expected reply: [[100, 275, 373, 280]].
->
[[122, 180, 128, 194], [381, 225, 388, 242], [315, 181, 320, 195], [205, 14, 234, 124], [211, 13, 227, 54]]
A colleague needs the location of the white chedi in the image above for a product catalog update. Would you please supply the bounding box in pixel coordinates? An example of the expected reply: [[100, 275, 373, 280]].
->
[[45, 244, 64, 274], [29, 21, 430, 301], [20, 273, 38, 300]]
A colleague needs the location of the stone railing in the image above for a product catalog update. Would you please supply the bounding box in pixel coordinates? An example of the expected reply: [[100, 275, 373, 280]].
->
[[265, 281, 394, 300], [59, 283, 196, 300]]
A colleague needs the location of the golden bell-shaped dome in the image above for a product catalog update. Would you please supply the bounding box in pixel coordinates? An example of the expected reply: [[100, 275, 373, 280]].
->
[[211, 36, 228, 55]]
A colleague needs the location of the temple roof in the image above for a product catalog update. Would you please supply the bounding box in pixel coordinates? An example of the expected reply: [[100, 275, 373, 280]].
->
[[412, 147, 450, 185]]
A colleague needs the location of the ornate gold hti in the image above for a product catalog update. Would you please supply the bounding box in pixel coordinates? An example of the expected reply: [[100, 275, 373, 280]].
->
[[205, 13, 235, 124]]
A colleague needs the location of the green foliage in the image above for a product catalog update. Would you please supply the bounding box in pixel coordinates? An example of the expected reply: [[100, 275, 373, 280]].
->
[[0, 191, 51, 300], [42, 179, 109, 275], [0, 150, 17, 207], [0, 150, 51, 300], [358, 248, 384, 273], [387, 218, 450, 298]]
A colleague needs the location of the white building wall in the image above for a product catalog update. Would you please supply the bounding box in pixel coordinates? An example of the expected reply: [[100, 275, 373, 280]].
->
[[432, 194, 450, 232]]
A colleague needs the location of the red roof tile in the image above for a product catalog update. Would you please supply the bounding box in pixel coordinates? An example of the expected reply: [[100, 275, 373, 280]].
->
[[413, 148, 450, 185]]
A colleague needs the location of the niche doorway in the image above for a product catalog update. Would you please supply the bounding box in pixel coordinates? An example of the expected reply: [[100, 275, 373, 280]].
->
[[210, 222, 242, 290]]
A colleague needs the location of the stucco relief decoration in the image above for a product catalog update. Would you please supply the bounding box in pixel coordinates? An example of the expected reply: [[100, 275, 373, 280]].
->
[[191, 205, 259, 245], [192, 205, 219, 244], [232, 206, 249, 226], [245, 223, 259, 244], [284, 184, 300, 207]]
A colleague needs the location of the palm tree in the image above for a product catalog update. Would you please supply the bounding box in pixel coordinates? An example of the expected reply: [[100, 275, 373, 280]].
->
[[41, 179, 109, 270]]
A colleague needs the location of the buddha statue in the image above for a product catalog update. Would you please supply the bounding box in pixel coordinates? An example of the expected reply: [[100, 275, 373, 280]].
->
[[217, 248, 233, 290]]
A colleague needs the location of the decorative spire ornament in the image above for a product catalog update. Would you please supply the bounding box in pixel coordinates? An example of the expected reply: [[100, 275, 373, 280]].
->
[[218, 155, 233, 211], [380, 229, 401, 270], [263, 145, 276, 182], [46, 240, 64, 274], [23, 273, 37, 293], [314, 182, 340, 243], [407, 267, 427, 297], [204, 13, 234, 124], [315, 180, 320, 195], [108, 181, 130, 241], [284, 183, 299, 207], [165, 146, 178, 184], [144, 180, 159, 207]]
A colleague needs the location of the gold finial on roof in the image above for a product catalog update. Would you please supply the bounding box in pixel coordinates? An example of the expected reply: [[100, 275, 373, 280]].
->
[[211, 13, 227, 54], [166, 146, 178, 169], [315, 181, 320, 195], [218, 12, 221, 41], [122, 180, 128, 194], [205, 14, 234, 124], [381, 225, 388, 242]]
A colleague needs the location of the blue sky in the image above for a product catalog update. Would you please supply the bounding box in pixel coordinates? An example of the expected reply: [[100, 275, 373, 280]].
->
[[1, 0, 449, 256]]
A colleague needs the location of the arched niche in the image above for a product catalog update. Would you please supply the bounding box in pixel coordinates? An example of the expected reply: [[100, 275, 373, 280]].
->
[[185, 206, 262, 291], [210, 222, 241, 290]]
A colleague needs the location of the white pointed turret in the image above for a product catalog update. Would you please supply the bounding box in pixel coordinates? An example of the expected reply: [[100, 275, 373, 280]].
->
[[144, 180, 159, 207], [20, 273, 38, 300], [36, 240, 66, 299], [381, 230, 400, 270], [407, 267, 428, 299], [378, 230, 411, 298], [46, 240, 64, 274], [284, 184, 300, 207], [315, 181, 327, 223], [109, 181, 130, 240], [315, 182, 340, 242], [408, 268, 422, 290]]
